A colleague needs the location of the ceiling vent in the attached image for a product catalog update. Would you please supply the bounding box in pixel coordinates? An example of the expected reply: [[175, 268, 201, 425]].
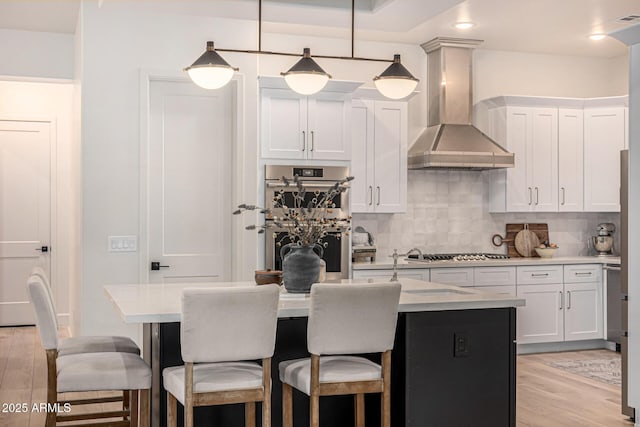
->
[[616, 14, 640, 23]]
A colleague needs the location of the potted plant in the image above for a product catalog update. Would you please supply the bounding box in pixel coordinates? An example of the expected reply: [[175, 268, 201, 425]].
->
[[234, 174, 353, 293]]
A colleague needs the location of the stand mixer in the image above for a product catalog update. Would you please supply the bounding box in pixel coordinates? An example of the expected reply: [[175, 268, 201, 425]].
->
[[591, 223, 616, 256]]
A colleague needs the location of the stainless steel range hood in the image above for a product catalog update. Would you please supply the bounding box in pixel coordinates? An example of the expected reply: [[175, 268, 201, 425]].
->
[[408, 37, 514, 170]]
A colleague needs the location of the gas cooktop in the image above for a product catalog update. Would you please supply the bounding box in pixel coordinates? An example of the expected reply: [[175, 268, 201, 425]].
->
[[406, 253, 510, 262]]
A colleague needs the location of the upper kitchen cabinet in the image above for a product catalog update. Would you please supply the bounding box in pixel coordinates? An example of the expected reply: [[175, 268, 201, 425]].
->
[[351, 99, 407, 213], [488, 104, 559, 212], [583, 102, 627, 212], [558, 108, 584, 212]]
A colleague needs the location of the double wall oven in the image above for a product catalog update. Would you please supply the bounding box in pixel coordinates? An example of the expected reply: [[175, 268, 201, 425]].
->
[[264, 165, 351, 280]]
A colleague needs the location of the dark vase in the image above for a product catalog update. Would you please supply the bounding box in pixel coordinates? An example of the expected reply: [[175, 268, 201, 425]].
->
[[281, 243, 324, 293]]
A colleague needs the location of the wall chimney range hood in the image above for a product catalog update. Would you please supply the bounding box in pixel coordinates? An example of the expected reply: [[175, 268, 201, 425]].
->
[[408, 37, 515, 170]]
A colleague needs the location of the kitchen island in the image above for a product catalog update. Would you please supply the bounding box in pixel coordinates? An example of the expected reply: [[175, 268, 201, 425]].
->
[[105, 279, 524, 427]]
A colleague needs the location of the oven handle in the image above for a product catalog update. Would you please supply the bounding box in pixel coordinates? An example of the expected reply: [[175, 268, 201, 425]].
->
[[266, 182, 350, 189]]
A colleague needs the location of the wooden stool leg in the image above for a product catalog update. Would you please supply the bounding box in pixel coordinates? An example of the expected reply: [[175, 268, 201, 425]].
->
[[381, 351, 391, 427], [355, 393, 365, 427], [262, 358, 271, 427], [130, 390, 139, 427], [185, 363, 194, 427], [124, 390, 130, 420], [45, 350, 57, 427], [282, 383, 293, 427], [139, 389, 150, 427], [245, 402, 256, 427], [167, 393, 178, 427], [310, 354, 320, 427]]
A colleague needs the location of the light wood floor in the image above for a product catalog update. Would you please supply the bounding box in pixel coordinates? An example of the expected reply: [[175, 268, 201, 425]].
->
[[0, 327, 636, 426]]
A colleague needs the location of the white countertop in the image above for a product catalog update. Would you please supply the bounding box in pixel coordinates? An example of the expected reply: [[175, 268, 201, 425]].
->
[[104, 279, 524, 324], [353, 255, 620, 270]]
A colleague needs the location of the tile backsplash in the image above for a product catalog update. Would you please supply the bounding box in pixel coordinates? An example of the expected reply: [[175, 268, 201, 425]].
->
[[352, 170, 619, 258]]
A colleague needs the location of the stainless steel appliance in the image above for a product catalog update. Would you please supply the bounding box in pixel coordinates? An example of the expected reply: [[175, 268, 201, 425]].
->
[[605, 263, 622, 345], [406, 253, 510, 262], [264, 165, 351, 280], [621, 149, 635, 420], [592, 223, 616, 256]]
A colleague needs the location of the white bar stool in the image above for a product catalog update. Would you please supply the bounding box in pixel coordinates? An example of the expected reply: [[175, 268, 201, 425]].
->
[[163, 285, 280, 427], [27, 275, 152, 427], [279, 281, 401, 427]]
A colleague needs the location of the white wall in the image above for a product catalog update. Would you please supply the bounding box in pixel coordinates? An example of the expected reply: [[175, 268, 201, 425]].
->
[[0, 80, 76, 326], [0, 29, 74, 80]]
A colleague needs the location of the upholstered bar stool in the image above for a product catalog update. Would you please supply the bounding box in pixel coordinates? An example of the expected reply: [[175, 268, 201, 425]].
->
[[163, 285, 280, 427], [27, 275, 152, 427], [279, 281, 402, 427], [31, 266, 140, 357]]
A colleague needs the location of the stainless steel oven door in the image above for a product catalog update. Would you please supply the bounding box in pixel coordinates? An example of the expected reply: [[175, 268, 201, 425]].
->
[[265, 181, 351, 221], [265, 223, 350, 280]]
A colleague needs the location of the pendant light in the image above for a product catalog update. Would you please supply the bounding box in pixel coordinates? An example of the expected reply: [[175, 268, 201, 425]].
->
[[185, 41, 239, 90], [280, 48, 332, 95], [373, 54, 419, 100]]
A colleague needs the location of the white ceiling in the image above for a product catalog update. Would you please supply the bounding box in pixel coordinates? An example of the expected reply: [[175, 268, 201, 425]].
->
[[0, 0, 638, 57]]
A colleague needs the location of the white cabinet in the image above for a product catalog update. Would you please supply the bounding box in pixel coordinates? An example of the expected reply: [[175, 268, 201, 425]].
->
[[430, 267, 474, 287], [584, 107, 626, 211], [352, 268, 429, 282], [558, 109, 584, 211], [490, 106, 558, 212], [261, 89, 351, 160], [351, 99, 407, 213], [516, 264, 603, 344]]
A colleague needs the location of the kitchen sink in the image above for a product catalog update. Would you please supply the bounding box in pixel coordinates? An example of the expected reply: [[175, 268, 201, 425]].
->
[[403, 288, 473, 296]]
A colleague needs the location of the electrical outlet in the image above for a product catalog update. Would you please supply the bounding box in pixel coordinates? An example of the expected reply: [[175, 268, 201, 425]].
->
[[454, 332, 469, 357], [108, 236, 138, 252]]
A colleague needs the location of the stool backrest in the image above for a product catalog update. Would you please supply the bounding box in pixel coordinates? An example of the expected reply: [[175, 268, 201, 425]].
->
[[31, 266, 58, 330], [181, 285, 280, 363], [307, 282, 401, 355], [27, 274, 59, 351]]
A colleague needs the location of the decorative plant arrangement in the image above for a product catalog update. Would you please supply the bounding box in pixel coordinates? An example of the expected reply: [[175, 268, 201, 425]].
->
[[233, 174, 353, 247]]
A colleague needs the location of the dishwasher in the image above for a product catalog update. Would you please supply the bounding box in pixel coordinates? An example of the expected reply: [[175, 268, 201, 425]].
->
[[604, 263, 622, 348]]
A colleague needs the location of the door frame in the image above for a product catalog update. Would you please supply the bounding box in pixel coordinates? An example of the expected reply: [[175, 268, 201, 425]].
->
[[0, 114, 57, 320], [138, 69, 248, 283]]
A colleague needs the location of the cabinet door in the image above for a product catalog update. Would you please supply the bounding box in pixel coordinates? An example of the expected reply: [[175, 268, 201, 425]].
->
[[564, 282, 603, 341], [373, 101, 407, 213], [431, 268, 474, 287], [308, 93, 351, 160], [558, 109, 584, 211], [516, 283, 564, 344], [584, 108, 625, 212], [260, 89, 307, 159], [350, 100, 375, 213], [352, 269, 429, 281], [505, 108, 532, 212], [476, 285, 516, 297], [530, 108, 558, 212]]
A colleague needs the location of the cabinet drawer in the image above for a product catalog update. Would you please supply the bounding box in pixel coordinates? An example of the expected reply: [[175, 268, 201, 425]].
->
[[431, 268, 474, 287], [352, 269, 429, 282], [517, 265, 563, 285], [563, 264, 601, 283], [475, 285, 516, 297], [474, 267, 516, 286]]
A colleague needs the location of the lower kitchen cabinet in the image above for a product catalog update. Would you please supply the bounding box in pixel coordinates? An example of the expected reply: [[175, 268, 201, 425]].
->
[[352, 268, 429, 281], [564, 281, 603, 341], [477, 285, 517, 296], [516, 283, 564, 344]]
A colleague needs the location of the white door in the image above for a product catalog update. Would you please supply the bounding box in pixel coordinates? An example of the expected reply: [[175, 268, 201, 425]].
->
[[564, 282, 603, 341], [373, 101, 407, 213], [505, 108, 531, 212], [516, 283, 564, 344], [148, 81, 233, 283], [529, 108, 558, 212], [0, 120, 51, 325], [307, 93, 350, 160], [350, 100, 374, 213], [558, 109, 584, 212], [260, 88, 307, 159]]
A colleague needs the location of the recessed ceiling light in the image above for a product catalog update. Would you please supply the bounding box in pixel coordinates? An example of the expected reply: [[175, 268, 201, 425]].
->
[[454, 22, 475, 30], [589, 33, 606, 41]]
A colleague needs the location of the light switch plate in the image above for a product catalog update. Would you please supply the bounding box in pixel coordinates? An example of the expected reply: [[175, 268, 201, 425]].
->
[[108, 235, 137, 252]]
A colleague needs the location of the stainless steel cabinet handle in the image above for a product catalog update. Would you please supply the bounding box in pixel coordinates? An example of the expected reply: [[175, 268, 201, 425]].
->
[[310, 131, 314, 151], [528, 187, 532, 205], [535, 187, 539, 205], [376, 186, 381, 206], [575, 272, 593, 276], [302, 131, 306, 151], [368, 186, 373, 206], [531, 273, 549, 277], [561, 187, 566, 205], [567, 291, 571, 309], [559, 291, 563, 310]]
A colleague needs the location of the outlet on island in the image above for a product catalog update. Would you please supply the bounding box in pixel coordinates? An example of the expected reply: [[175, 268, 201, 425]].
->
[[454, 332, 470, 357]]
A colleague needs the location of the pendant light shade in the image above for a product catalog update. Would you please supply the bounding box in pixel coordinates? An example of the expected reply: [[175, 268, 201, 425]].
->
[[373, 54, 419, 100], [185, 41, 239, 90], [281, 48, 332, 95]]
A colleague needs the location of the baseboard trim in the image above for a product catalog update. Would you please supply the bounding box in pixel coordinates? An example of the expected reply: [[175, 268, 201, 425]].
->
[[517, 339, 608, 355]]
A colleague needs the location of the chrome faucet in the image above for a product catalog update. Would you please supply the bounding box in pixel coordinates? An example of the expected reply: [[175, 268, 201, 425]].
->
[[388, 248, 423, 282]]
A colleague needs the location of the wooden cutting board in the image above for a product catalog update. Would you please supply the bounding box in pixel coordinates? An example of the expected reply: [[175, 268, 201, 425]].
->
[[492, 223, 550, 258]]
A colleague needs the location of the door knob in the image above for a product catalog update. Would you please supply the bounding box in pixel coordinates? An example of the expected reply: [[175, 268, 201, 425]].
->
[[35, 246, 49, 253], [150, 262, 170, 271]]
